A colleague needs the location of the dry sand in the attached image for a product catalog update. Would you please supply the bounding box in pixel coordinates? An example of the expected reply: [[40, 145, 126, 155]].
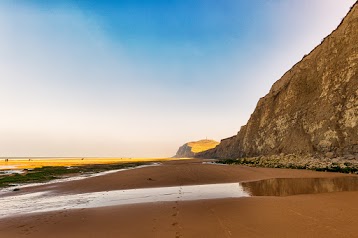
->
[[0, 159, 357, 237]]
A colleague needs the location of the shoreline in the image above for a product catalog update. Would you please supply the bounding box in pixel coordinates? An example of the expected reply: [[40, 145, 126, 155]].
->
[[0, 157, 188, 170], [1, 159, 358, 238], [4, 159, 355, 196], [216, 155, 358, 174]]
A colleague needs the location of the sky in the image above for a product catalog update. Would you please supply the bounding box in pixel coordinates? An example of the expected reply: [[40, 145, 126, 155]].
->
[[0, 0, 355, 157]]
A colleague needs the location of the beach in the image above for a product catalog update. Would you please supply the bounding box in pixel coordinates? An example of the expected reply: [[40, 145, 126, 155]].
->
[[0, 159, 358, 237], [0, 157, 182, 170]]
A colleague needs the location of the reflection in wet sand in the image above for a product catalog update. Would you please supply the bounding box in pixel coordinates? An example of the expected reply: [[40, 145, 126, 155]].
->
[[242, 177, 358, 196], [2, 176, 358, 219]]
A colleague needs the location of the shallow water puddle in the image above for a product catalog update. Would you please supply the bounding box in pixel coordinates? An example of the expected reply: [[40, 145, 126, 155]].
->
[[0, 169, 24, 175], [242, 176, 358, 196], [0, 183, 248, 218]]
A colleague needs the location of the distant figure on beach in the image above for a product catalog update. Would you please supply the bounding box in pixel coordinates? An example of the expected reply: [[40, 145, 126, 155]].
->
[[82, 158, 84, 160], [5, 159, 8, 162]]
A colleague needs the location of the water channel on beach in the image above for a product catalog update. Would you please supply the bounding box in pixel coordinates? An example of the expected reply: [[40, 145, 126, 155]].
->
[[1, 176, 358, 218]]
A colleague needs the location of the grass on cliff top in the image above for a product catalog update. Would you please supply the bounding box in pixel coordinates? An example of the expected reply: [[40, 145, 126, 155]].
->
[[0, 162, 145, 188], [188, 139, 219, 153]]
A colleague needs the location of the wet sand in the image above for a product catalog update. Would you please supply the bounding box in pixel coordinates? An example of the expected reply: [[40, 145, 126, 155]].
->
[[1, 159, 358, 237]]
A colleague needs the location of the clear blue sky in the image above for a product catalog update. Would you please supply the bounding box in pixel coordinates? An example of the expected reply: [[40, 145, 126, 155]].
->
[[0, 0, 355, 157]]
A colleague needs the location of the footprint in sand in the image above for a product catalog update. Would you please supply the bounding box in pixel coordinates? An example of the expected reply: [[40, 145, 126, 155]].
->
[[171, 200, 182, 238], [151, 218, 158, 233]]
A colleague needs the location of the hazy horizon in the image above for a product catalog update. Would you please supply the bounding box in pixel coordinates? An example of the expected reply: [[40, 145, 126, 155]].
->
[[0, 0, 355, 157]]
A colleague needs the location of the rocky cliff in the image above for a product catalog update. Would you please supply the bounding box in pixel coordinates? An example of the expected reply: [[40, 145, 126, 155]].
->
[[174, 139, 219, 158], [199, 3, 358, 160]]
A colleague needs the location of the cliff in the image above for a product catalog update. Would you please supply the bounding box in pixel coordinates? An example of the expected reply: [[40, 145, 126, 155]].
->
[[174, 139, 219, 158], [199, 3, 358, 160]]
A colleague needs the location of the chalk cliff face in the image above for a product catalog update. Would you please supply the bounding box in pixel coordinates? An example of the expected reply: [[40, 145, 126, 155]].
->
[[174, 139, 219, 158], [199, 3, 358, 159]]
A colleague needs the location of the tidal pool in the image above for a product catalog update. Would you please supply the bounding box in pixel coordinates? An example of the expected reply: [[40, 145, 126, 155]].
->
[[0, 169, 24, 175], [241, 176, 358, 196]]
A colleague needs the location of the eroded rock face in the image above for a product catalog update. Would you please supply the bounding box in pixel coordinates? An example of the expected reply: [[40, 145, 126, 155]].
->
[[174, 144, 195, 158], [199, 3, 358, 159], [174, 139, 219, 158]]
